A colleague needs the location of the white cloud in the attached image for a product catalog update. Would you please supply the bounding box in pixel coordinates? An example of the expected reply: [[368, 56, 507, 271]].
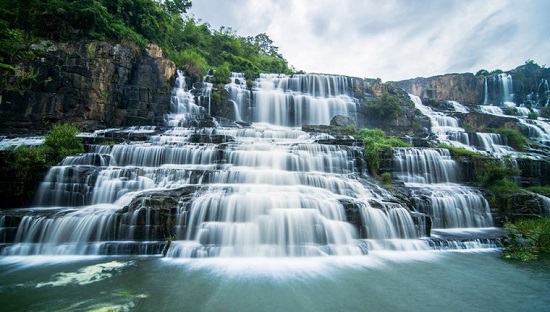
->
[[189, 0, 550, 81]]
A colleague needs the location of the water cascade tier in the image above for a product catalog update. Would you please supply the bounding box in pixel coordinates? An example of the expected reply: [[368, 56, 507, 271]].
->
[[229, 73, 359, 126], [0, 73, 442, 258]]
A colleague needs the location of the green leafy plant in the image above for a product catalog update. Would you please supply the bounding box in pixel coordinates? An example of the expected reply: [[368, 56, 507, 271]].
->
[[527, 111, 539, 120], [366, 92, 401, 119], [492, 128, 528, 151], [44, 124, 85, 159], [356, 128, 411, 176], [437, 144, 484, 159], [503, 217, 550, 261], [525, 185, 550, 197], [476, 160, 521, 192]]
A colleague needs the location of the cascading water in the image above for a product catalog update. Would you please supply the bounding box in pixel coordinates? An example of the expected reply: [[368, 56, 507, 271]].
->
[[483, 76, 489, 105], [412, 95, 516, 156], [1, 73, 434, 258], [225, 72, 249, 121], [496, 73, 514, 105], [410, 95, 464, 136], [229, 73, 358, 126], [165, 70, 204, 126], [392, 146, 494, 233]]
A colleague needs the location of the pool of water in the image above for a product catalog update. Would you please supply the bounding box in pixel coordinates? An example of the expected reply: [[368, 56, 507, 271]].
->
[[1, 250, 549, 311]]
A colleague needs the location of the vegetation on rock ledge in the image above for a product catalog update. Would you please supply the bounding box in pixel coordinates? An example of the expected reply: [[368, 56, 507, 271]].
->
[[503, 217, 550, 261], [0, 0, 291, 89], [355, 128, 411, 176]]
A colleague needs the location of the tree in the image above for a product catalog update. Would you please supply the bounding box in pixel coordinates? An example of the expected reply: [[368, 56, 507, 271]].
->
[[162, 0, 192, 15], [366, 92, 401, 119]]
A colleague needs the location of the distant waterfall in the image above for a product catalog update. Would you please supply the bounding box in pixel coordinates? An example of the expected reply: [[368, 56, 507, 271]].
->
[[410, 185, 493, 228], [229, 73, 358, 127], [392, 147, 494, 229], [165, 70, 203, 126], [225, 72, 249, 121], [409, 95, 463, 134], [490, 73, 514, 106], [393, 148, 457, 184], [483, 77, 489, 105]]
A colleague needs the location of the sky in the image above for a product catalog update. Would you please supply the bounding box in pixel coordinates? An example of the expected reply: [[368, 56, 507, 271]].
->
[[189, 0, 550, 81]]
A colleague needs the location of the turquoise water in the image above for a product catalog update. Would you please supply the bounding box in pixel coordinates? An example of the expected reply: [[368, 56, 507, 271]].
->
[[1, 250, 549, 311]]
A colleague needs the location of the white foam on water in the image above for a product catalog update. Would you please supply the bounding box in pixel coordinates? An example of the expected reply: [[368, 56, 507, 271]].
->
[[162, 251, 443, 280], [34, 260, 132, 288]]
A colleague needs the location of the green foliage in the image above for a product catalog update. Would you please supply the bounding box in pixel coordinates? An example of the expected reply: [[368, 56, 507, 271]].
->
[[44, 124, 85, 159], [492, 128, 528, 151], [477, 160, 521, 192], [12, 146, 50, 179], [475, 69, 489, 76], [212, 62, 231, 85], [366, 92, 401, 119], [171, 49, 209, 80], [503, 107, 517, 116], [527, 111, 539, 120], [356, 128, 411, 176], [379, 172, 392, 186], [525, 59, 539, 67], [9, 124, 84, 183], [437, 144, 484, 159], [461, 121, 477, 132], [0, 0, 292, 83], [503, 217, 550, 261], [525, 185, 550, 197]]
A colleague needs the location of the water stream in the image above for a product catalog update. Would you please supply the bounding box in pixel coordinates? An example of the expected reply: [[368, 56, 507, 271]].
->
[[2, 71, 550, 310]]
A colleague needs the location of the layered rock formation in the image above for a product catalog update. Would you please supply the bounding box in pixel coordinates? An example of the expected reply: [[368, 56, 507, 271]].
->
[[0, 41, 176, 135], [391, 73, 484, 104], [391, 62, 550, 107]]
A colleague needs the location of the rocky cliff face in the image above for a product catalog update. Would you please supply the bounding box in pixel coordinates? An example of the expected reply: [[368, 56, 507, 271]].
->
[[0, 41, 176, 135], [391, 63, 550, 107], [390, 73, 485, 104]]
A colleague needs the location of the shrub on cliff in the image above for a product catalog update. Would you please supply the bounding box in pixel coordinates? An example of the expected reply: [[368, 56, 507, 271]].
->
[[356, 128, 411, 176], [44, 124, 85, 159], [493, 128, 528, 151], [0, 0, 291, 84], [477, 159, 521, 192], [366, 92, 401, 120], [503, 217, 550, 261]]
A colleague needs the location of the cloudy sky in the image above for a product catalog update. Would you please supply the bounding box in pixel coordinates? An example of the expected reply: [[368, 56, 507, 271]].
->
[[189, 0, 550, 81]]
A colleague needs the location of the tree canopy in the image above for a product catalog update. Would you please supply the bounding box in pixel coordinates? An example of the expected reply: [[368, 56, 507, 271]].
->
[[0, 0, 291, 82]]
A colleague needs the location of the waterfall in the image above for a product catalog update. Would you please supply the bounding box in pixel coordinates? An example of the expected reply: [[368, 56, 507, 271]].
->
[[1, 72, 506, 258], [483, 76, 489, 105], [447, 100, 469, 113], [479, 105, 504, 115], [409, 185, 493, 228], [225, 72, 250, 121], [0, 136, 44, 150], [247, 73, 358, 126], [540, 79, 549, 107], [165, 70, 203, 126], [3, 120, 428, 257], [392, 146, 494, 230], [498, 73, 514, 105], [393, 148, 457, 184], [409, 95, 464, 135]]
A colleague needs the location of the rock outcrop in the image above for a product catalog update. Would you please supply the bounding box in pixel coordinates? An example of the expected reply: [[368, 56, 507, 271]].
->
[[390, 63, 550, 107], [390, 73, 484, 104], [0, 41, 176, 135]]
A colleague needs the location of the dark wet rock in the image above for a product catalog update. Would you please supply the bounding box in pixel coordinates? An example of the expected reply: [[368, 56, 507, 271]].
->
[[119, 186, 200, 240], [330, 115, 355, 127], [490, 190, 550, 226], [0, 41, 175, 134]]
